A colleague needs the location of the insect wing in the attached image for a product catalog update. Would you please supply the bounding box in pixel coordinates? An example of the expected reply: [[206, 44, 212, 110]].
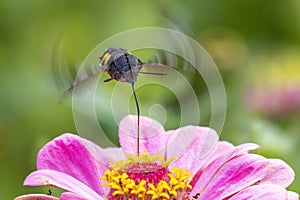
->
[[140, 62, 170, 76], [59, 64, 104, 101]]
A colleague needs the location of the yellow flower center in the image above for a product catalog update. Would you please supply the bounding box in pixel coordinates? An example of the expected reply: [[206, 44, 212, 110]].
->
[[100, 152, 193, 200]]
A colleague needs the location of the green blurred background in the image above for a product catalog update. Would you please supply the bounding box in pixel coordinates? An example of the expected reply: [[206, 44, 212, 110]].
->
[[1, 0, 300, 199]]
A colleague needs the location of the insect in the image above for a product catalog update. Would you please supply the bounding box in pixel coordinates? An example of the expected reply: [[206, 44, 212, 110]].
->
[[99, 47, 166, 155], [100, 47, 143, 83], [62, 47, 166, 155], [47, 189, 52, 196]]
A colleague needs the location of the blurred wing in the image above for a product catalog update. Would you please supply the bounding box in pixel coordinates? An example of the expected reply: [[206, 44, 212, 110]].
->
[[58, 64, 104, 102], [140, 62, 170, 76], [143, 49, 195, 73], [46, 20, 106, 102]]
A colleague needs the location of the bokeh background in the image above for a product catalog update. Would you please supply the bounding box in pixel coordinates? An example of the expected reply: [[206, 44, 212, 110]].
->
[[1, 0, 300, 199]]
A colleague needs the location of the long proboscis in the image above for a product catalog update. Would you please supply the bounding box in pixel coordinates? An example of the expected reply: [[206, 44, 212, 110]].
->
[[138, 71, 167, 76], [131, 83, 140, 156]]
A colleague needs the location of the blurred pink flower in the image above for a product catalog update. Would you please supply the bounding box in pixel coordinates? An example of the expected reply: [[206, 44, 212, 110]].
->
[[15, 115, 298, 200], [245, 50, 300, 117], [246, 85, 300, 117]]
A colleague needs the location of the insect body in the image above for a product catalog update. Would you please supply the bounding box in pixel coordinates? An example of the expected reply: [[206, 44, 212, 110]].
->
[[100, 47, 143, 83], [99, 47, 155, 156], [62, 47, 165, 156]]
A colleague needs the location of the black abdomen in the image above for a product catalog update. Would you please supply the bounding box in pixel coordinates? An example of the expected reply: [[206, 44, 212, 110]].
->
[[100, 47, 142, 83]]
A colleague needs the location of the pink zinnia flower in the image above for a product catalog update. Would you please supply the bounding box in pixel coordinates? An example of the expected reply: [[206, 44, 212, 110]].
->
[[245, 50, 300, 117], [15, 115, 298, 200], [246, 85, 300, 117]]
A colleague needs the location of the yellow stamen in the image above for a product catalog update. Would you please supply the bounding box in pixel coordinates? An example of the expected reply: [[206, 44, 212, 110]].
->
[[101, 152, 193, 199], [168, 167, 193, 194], [109, 152, 177, 171], [147, 181, 170, 199], [131, 180, 147, 200]]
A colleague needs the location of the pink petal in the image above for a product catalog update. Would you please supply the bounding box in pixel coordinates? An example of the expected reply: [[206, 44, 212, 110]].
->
[[190, 143, 259, 191], [186, 141, 234, 189], [195, 154, 269, 199], [60, 192, 87, 200], [168, 126, 219, 173], [14, 194, 59, 200], [200, 141, 235, 170], [81, 137, 126, 163], [119, 115, 168, 155], [259, 159, 295, 188], [229, 184, 291, 200], [287, 191, 299, 200], [24, 169, 103, 200], [37, 133, 105, 195]]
